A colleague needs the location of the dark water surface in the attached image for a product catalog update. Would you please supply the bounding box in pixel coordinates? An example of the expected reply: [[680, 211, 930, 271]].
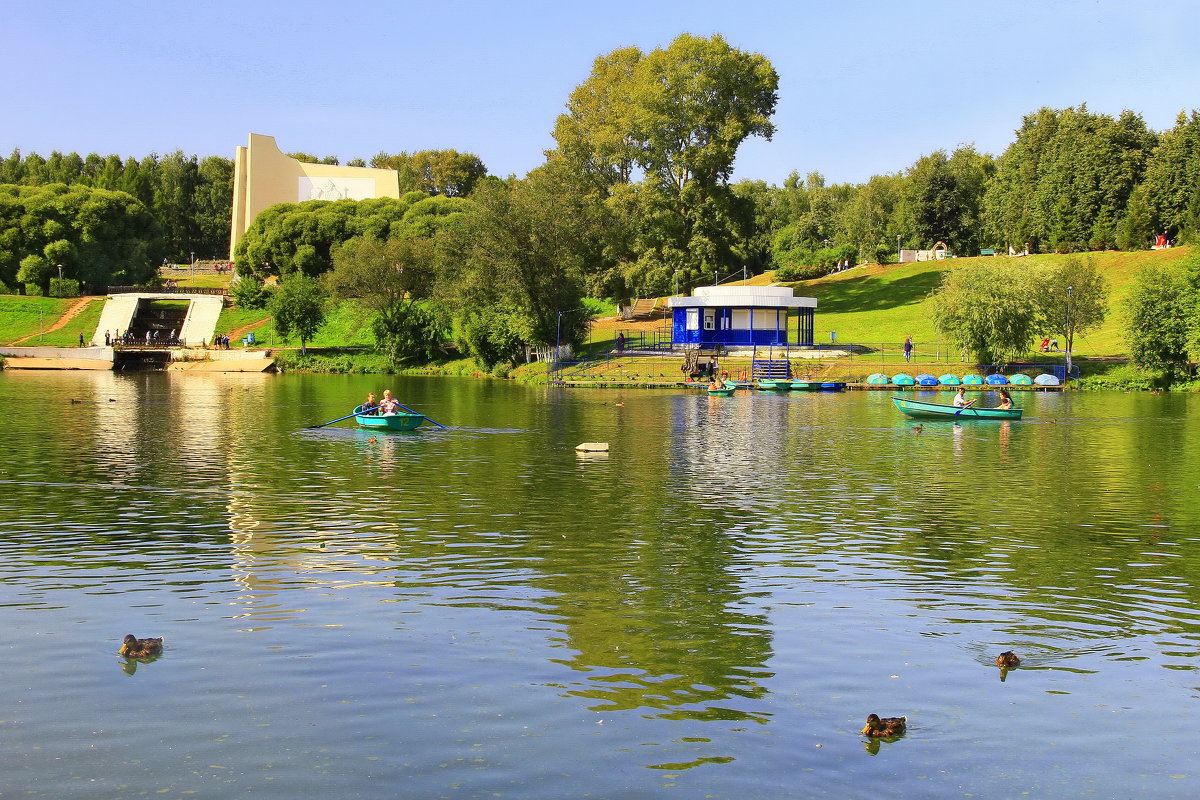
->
[[1, 371, 1198, 798]]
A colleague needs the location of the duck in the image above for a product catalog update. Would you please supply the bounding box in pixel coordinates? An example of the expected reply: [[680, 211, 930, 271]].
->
[[861, 713, 907, 737], [119, 634, 163, 658], [995, 651, 1021, 668], [912, 424, 924, 434], [366, 437, 378, 444]]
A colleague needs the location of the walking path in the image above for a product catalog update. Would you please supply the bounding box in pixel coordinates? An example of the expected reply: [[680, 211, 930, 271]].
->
[[226, 317, 272, 339], [10, 297, 99, 345]]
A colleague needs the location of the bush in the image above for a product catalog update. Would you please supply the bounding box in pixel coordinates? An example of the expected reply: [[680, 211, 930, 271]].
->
[[24, 283, 43, 296], [1076, 363, 1163, 391], [48, 278, 81, 298], [230, 279, 273, 310]]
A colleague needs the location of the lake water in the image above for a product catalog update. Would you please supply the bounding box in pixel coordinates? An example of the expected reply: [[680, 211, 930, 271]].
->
[[1, 371, 1198, 798]]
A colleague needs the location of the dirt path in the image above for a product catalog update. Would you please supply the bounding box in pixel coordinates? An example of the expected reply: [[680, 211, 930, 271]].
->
[[10, 297, 100, 345], [226, 317, 272, 338]]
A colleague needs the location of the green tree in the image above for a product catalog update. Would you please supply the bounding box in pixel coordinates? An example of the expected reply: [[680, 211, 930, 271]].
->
[[983, 106, 1156, 252], [1123, 255, 1200, 373], [269, 274, 327, 355], [439, 165, 591, 368], [550, 33, 778, 295], [929, 260, 1039, 364], [234, 195, 424, 280], [369, 149, 488, 197], [899, 147, 993, 254], [1139, 110, 1200, 242], [325, 236, 446, 363], [1030, 256, 1109, 370]]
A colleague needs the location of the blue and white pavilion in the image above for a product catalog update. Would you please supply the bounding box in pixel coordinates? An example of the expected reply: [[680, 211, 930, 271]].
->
[[667, 285, 816, 349]]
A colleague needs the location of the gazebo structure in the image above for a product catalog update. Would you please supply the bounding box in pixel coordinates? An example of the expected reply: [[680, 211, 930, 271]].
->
[[667, 285, 817, 349]]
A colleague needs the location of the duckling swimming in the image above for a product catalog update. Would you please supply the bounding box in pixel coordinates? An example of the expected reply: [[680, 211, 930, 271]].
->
[[995, 651, 1020, 668], [119, 634, 163, 658], [861, 713, 907, 737]]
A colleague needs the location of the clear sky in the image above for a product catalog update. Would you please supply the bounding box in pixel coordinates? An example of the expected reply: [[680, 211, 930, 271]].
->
[[6, 0, 1196, 185]]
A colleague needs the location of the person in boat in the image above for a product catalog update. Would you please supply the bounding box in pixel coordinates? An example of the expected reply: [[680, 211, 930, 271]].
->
[[952, 387, 975, 408], [996, 389, 1013, 410], [709, 377, 724, 391], [378, 389, 400, 415], [362, 392, 379, 415]]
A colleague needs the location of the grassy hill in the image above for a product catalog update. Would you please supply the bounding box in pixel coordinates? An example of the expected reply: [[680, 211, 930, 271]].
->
[[781, 246, 1194, 358]]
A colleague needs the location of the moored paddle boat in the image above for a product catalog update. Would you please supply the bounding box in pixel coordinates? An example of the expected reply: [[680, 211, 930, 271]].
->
[[353, 404, 426, 431], [891, 396, 1023, 420], [916, 373, 939, 386], [938, 374, 962, 386], [892, 373, 916, 386]]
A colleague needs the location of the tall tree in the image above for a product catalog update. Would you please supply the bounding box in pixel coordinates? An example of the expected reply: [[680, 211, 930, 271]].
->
[[439, 164, 591, 368], [551, 33, 778, 296], [325, 236, 446, 363], [369, 150, 487, 197], [269, 274, 327, 355], [929, 260, 1039, 364]]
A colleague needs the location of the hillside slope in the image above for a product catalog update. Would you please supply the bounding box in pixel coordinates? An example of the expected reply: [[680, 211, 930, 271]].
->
[[781, 247, 1194, 357]]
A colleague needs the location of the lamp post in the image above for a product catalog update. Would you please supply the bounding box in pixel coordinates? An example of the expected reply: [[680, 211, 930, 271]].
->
[[190, 252, 195, 281], [897, 234, 902, 262], [1065, 285, 1073, 379], [56, 264, 62, 297]]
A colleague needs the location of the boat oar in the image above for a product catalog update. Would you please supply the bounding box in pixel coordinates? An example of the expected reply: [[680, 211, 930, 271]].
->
[[306, 410, 360, 429], [397, 403, 447, 429]]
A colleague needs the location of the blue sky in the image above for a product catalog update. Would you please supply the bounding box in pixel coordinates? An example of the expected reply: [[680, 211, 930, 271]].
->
[[6, 0, 1196, 185]]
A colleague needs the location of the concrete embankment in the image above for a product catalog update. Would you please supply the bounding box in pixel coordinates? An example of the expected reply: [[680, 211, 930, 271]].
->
[[0, 346, 274, 372]]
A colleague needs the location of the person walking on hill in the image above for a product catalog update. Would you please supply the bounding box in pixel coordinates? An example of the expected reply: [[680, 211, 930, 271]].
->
[[903, 336, 913, 363]]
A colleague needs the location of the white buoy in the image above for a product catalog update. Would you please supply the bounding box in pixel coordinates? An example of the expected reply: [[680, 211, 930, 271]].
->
[[575, 442, 609, 452]]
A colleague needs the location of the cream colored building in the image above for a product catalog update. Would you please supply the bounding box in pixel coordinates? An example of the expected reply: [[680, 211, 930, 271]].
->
[[229, 134, 400, 259]]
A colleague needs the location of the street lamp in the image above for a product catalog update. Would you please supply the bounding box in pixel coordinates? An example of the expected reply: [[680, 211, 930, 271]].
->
[[56, 264, 62, 297], [190, 252, 195, 281], [897, 234, 902, 262], [1065, 285, 1073, 379]]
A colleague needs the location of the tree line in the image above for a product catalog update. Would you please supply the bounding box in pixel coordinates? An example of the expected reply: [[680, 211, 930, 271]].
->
[[7, 32, 1200, 370]]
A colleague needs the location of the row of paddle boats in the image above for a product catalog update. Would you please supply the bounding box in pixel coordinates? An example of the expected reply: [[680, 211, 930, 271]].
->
[[868, 372, 1061, 387], [708, 379, 846, 396]]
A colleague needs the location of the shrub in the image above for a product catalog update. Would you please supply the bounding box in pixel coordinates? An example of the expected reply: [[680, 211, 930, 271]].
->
[[230, 278, 273, 310], [48, 278, 81, 298]]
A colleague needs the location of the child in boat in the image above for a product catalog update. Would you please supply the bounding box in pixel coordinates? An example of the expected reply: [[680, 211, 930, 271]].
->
[[952, 387, 975, 408], [997, 389, 1013, 410], [362, 392, 379, 415], [379, 390, 400, 415]]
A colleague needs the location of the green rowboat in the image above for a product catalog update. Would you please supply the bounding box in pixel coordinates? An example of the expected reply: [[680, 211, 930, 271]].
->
[[891, 396, 1022, 420], [353, 404, 426, 431]]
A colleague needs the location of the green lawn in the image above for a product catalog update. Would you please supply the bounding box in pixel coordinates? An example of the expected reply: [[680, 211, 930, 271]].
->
[[780, 247, 1194, 358], [214, 298, 377, 349], [39, 298, 106, 347], [0, 296, 99, 345]]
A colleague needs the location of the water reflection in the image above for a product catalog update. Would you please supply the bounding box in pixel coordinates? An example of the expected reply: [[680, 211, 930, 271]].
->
[[4, 374, 1200, 798]]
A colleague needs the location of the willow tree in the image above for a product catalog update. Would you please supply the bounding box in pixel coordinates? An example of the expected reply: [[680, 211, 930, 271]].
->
[[551, 33, 778, 297], [929, 260, 1039, 365]]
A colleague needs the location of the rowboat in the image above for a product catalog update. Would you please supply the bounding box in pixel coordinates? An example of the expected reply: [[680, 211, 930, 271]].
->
[[891, 396, 1022, 420], [757, 379, 791, 390], [353, 404, 426, 431]]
